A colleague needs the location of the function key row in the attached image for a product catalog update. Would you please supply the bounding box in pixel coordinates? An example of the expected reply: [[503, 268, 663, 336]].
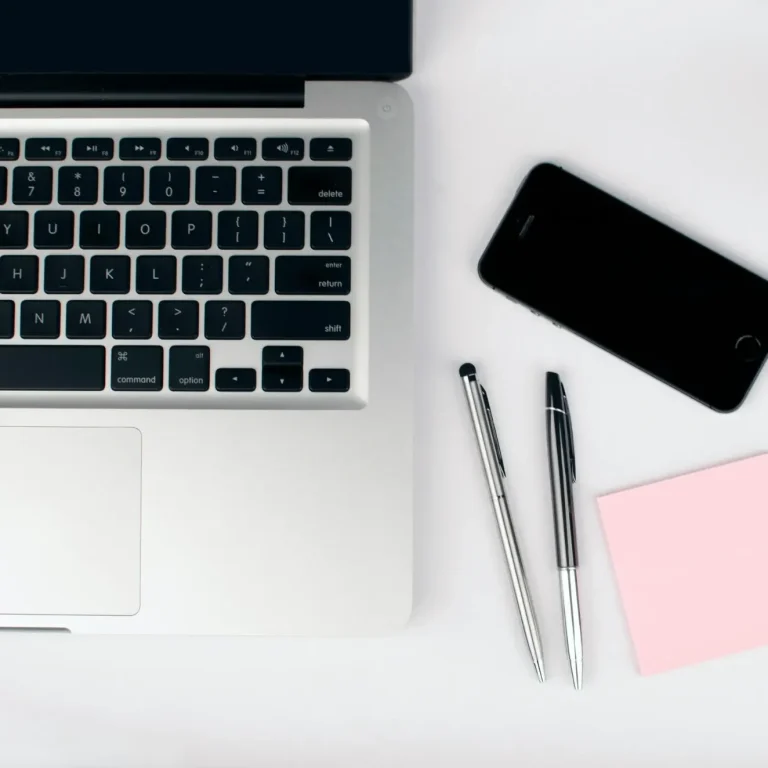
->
[[0, 165, 352, 207], [0, 138, 353, 162], [0, 254, 350, 296], [0, 210, 351, 251], [0, 299, 350, 341]]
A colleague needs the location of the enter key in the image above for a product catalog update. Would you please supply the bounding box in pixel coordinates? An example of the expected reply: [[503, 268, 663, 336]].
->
[[275, 256, 350, 295]]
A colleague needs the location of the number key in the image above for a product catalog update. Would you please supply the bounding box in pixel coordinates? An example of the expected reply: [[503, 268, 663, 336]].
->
[[13, 166, 53, 205], [104, 166, 144, 205], [58, 166, 98, 204], [149, 166, 190, 205]]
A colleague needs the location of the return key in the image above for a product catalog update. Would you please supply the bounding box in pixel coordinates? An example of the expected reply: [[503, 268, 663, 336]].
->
[[275, 256, 350, 295]]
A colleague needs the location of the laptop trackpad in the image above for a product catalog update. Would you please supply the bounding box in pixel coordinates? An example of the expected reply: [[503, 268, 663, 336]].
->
[[0, 427, 141, 616]]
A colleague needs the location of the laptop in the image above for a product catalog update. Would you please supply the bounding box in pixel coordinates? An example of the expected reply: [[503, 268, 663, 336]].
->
[[0, 1, 414, 634]]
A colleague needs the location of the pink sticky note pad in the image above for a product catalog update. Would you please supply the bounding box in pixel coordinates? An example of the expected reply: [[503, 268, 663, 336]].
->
[[598, 454, 768, 676]]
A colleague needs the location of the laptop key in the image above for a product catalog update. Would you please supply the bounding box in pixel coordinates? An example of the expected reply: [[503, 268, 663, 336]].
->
[[275, 256, 350, 295], [214, 138, 256, 161], [0, 167, 6, 203], [204, 300, 245, 340], [34, 211, 74, 249], [0, 212, 29, 249], [72, 138, 114, 160], [167, 138, 209, 161], [228, 255, 269, 295], [215, 368, 256, 392], [309, 369, 350, 392], [66, 300, 106, 339], [0, 139, 20, 160], [0, 255, 38, 293], [25, 139, 66, 161], [262, 138, 304, 161], [126, 210, 166, 249], [0, 345, 105, 390], [242, 167, 282, 205], [0, 301, 13, 338], [196, 167, 236, 205], [264, 211, 304, 250], [218, 211, 258, 249], [169, 346, 210, 391], [288, 166, 352, 206], [80, 211, 120, 249], [136, 255, 177, 294], [158, 300, 199, 339], [150, 166, 190, 205], [119, 138, 161, 161], [20, 300, 60, 339], [309, 138, 352, 161], [104, 166, 144, 204], [171, 211, 212, 249], [13, 166, 53, 204], [44, 255, 85, 294], [262, 366, 303, 392], [58, 166, 99, 204], [112, 300, 153, 339], [182, 255, 223, 295], [262, 346, 303, 366], [90, 255, 130, 294], [310, 211, 351, 250], [111, 346, 163, 391], [251, 301, 350, 340]]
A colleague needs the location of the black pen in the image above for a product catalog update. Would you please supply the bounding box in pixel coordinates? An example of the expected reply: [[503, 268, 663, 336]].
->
[[545, 372, 583, 689], [460, 363, 546, 682]]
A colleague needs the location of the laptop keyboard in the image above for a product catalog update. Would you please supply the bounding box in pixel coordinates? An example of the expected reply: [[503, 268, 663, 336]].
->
[[0, 122, 366, 407]]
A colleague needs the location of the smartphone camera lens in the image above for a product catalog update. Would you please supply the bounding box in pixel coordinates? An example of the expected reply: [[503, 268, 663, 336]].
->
[[734, 334, 763, 363]]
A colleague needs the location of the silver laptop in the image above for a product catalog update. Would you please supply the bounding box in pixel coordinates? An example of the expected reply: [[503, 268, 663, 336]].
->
[[0, 1, 414, 634]]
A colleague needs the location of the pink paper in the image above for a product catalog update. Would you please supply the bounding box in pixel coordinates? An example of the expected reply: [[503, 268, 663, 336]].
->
[[598, 454, 768, 676]]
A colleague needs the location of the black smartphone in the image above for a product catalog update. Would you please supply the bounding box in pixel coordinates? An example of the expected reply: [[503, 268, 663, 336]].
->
[[478, 163, 768, 412]]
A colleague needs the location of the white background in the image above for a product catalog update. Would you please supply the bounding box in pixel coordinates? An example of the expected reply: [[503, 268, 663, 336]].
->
[[5, 1, 768, 765]]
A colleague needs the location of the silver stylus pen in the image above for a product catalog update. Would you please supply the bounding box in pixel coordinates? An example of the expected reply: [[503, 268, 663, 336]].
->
[[545, 372, 583, 690], [459, 363, 546, 683]]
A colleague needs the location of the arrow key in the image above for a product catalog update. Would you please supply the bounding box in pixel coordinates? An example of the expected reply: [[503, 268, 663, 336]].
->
[[158, 300, 200, 339], [262, 365, 303, 392], [119, 138, 162, 160], [309, 368, 350, 392], [262, 346, 303, 367], [215, 368, 257, 392]]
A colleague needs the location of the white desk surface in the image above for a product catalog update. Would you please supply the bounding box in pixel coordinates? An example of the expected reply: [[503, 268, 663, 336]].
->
[[5, 1, 768, 765]]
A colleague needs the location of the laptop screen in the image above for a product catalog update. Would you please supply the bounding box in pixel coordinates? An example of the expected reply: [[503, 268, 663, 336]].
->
[[0, 1, 412, 80]]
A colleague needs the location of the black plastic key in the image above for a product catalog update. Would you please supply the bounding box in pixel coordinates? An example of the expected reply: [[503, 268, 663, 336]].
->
[[251, 301, 350, 340], [0, 255, 38, 293], [242, 167, 281, 204], [136, 255, 177, 294], [44, 255, 85, 294], [0, 167, 6, 204], [182, 255, 223, 294], [288, 166, 351, 206], [111, 346, 163, 390], [310, 211, 351, 250], [104, 166, 144, 205], [0, 139, 20, 160], [204, 300, 245, 340], [158, 300, 199, 339], [58, 166, 99, 204], [167, 138, 209, 160], [126, 211, 166, 249], [34, 211, 74, 249], [309, 138, 352, 161], [80, 211, 120, 249], [20, 300, 60, 339], [275, 256, 350, 295], [112, 300, 153, 339], [150, 166, 190, 205], [13, 166, 53, 204], [0, 212, 28, 249], [169, 346, 210, 391], [228, 255, 269, 295], [214, 138, 256, 161], [26, 139, 66, 161], [218, 211, 258, 249], [262, 346, 303, 366], [171, 211, 212, 249], [263, 211, 304, 250], [90, 255, 130, 293], [119, 138, 161, 161], [196, 167, 236, 205], [262, 366, 303, 392], [0, 301, 13, 338], [215, 368, 256, 392], [309, 368, 350, 392], [262, 138, 304, 160], [72, 139, 114, 160], [0, 346, 105, 390], [66, 300, 106, 339]]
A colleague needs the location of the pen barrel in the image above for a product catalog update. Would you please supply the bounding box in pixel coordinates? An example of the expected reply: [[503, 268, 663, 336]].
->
[[546, 408, 578, 568]]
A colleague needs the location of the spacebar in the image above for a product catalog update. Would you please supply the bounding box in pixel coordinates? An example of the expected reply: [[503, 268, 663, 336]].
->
[[0, 346, 106, 391]]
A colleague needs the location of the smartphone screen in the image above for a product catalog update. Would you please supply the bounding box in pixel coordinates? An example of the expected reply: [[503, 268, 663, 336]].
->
[[478, 163, 768, 411]]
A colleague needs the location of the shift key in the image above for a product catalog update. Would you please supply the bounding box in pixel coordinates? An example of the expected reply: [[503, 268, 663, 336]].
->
[[251, 301, 350, 340]]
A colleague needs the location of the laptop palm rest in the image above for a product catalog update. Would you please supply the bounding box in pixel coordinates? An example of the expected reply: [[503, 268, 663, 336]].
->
[[0, 427, 141, 617]]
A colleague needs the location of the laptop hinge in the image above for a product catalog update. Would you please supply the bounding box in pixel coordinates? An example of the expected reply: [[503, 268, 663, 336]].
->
[[0, 74, 305, 108]]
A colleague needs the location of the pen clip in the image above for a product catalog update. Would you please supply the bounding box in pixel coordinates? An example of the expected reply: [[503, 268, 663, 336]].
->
[[561, 382, 576, 483], [480, 385, 506, 477]]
